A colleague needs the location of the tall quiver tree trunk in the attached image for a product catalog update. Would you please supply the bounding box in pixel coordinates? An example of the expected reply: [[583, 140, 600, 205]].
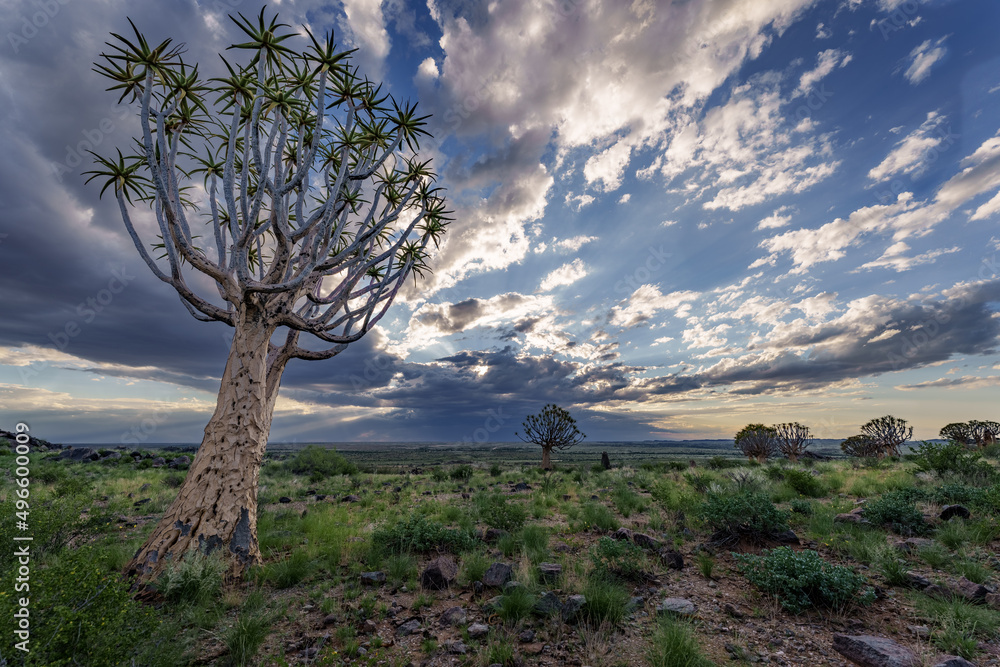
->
[[541, 446, 552, 470], [128, 300, 284, 585]]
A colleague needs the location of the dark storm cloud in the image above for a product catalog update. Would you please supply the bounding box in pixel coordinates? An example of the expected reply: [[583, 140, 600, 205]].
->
[[701, 280, 1000, 394]]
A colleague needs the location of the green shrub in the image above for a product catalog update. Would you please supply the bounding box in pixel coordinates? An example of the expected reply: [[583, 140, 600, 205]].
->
[[156, 549, 228, 604], [589, 537, 649, 582], [647, 617, 714, 667], [259, 549, 314, 589], [789, 498, 814, 515], [706, 456, 735, 470], [578, 502, 619, 532], [0, 547, 160, 666], [450, 464, 474, 481], [581, 577, 630, 626], [700, 491, 790, 546], [611, 484, 647, 518], [497, 585, 535, 624], [912, 441, 997, 483], [285, 445, 357, 481], [489, 463, 502, 477], [477, 493, 528, 532], [225, 611, 271, 666], [783, 469, 824, 498], [862, 489, 930, 536], [371, 514, 478, 554], [735, 547, 874, 613], [0, 498, 80, 568]]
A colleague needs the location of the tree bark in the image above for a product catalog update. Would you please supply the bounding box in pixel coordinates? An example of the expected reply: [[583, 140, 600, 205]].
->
[[126, 303, 286, 589], [541, 446, 552, 470]]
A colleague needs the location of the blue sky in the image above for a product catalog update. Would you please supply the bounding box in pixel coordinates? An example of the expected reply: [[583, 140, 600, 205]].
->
[[0, 0, 998, 445]]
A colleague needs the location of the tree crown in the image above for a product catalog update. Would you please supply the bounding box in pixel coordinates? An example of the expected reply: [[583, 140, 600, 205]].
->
[[516, 404, 585, 450]]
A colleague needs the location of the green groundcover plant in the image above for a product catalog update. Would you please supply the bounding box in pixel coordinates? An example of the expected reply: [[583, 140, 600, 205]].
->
[[735, 547, 874, 613]]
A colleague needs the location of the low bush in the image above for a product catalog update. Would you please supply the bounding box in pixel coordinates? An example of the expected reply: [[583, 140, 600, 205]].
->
[[912, 441, 997, 483], [0, 546, 161, 666], [700, 491, 790, 546], [371, 514, 478, 554], [285, 445, 357, 481], [862, 489, 930, 536], [477, 493, 528, 532], [578, 502, 619, 532], [450, 464, 474, 481], [783, 469, 824, 498], [589, 536, 649, 582], [735, 547, 874, 613]]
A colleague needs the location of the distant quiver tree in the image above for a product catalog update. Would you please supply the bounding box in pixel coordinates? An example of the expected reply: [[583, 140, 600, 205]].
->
[[87, 10, 450, 587], [859, 415, 912, 458], [774, 422, 812, 462], [517, 404, 585, 470], [734, 423, 777, 463]]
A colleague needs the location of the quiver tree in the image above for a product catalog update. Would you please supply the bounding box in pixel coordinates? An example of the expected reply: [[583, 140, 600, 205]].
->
[[516, 404, 585, 470], [939, 422, 973, 446], [840, 434, 881, 459], [774, 422, 812, 462], [734, 423, 777, 463], [87, 11, 450, 588], [967, 420, 1000, 448], [860, 415, 912, 458]]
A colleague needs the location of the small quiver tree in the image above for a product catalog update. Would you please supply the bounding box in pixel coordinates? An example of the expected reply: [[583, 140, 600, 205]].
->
[[734, 423, 777, 463], [939, 422, 973, 447], [860, 415, 912, 458], [967, 420, 1000, 449], [840, 434, 881, 459], [516, 404, 585, 470], [87, 11, 450, 588], [774, 422, 812, 463]]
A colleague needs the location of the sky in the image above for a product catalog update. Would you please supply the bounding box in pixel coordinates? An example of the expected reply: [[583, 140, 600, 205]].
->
[[1, 0, 999, 445]]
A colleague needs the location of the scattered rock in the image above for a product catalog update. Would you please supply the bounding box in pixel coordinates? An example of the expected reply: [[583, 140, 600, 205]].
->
[[342, 494, 361, 503], [835, 513, 870, 525], [444, 640, 468, 655], [985, 592, 1000, 610], [102, 451, 122, 460], [518, 629, 535, 643], [534, 591, 562, 616], [483, 562, 513, 588], [924, 585, 953, 601], [503, 581, 521, 592], [955, 577, 988, 603], [932, 656, 976, 667], [396, 619, 421, 636], [151, 457, 166, 467], [894, 537, 935, 553], [322, 614, 339, 626], [420, 556, 457, 590], [832, 634, 919, 667], [656, 598, 696, 617], [483, 528, 509, 543], [361, 619, 377, 634], [611, 527, 634, 542], [538, 562, 562, 583], [905, 625, 930, 639], [58, 447, 99, 462], [903, 572, 931, 589], [512, 482, 531, 492], [169, 455, 190, 467], [632, 532, 662, 550], [473, 581, 484, 597], [314, 494, 326, 501], [438, 606, 467, 627], [561, 594, 586, 621], [940, 505, 971, 521], [360, 571, 386, 586], [279, 496, 292, 504], [467, 623, 489, 639], [773, 529, 800, 544], [658, 549, 684, 570], [723, 603, 744, 618]]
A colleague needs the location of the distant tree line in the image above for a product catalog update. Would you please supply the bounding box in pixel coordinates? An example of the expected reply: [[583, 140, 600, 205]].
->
[[732, 415, 999, 463]]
